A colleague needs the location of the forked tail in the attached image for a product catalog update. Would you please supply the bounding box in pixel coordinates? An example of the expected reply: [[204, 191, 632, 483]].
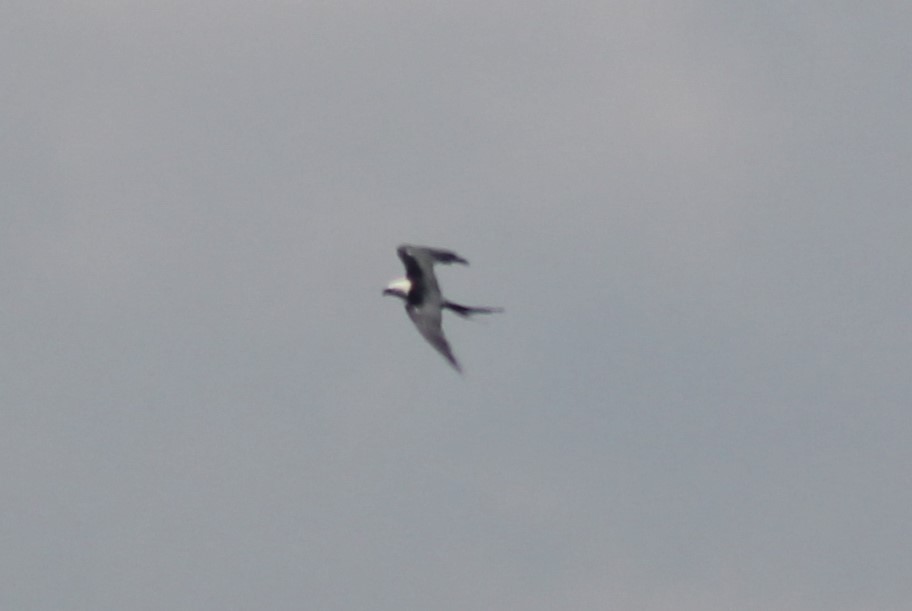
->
[[443, 301, 504, 318]]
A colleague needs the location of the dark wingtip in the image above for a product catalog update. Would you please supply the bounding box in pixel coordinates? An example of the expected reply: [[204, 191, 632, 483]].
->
[[443, 352, 463, 373]]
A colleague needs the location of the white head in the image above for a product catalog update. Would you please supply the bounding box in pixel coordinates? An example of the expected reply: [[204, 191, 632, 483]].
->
[[382, 277, 412, 300]]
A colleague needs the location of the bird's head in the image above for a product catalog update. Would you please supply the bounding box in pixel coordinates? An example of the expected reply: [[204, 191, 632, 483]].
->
[[382, 277, 411, 300]]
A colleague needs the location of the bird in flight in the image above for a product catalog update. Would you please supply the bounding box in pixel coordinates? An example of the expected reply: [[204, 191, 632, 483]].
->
[[383, 244, 502, 372]]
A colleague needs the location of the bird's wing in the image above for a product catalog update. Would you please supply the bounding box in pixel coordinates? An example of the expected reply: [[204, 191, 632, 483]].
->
[[423, 247, 469, 266], [399, 244, 467, 291], [396, 245, 428, 283], [398, 244, 469, 267], [397, 245, 469, 307], [407, 305, 461, 372]]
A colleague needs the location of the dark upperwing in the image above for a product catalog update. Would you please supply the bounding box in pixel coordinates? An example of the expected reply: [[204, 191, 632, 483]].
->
[[396, 245, 468, 306]]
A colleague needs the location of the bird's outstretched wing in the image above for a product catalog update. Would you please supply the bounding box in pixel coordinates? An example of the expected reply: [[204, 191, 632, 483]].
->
[[397, 245, 468, 304], [398, 245, 469, 268], [407, 304, 461, 372]]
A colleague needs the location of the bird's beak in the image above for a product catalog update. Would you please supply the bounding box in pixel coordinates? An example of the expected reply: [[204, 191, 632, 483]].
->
[[382, 288, 393, 296]]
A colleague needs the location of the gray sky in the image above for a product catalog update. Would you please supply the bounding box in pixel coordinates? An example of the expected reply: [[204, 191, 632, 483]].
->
[[3, 2, 911, 610]]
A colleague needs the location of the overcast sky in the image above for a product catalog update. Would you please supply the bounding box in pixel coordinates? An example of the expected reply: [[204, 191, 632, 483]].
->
[[2, 2, 911, 610]]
